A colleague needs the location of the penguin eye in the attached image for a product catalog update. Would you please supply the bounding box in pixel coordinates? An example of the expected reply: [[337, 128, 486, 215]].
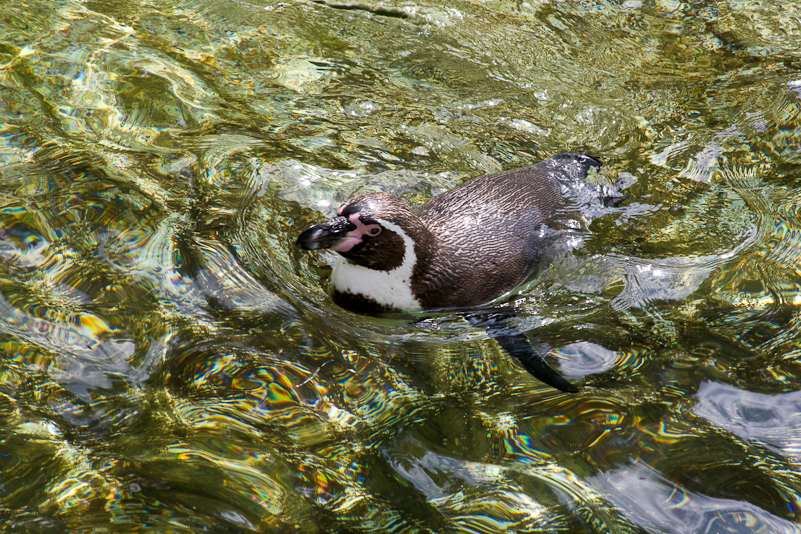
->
[[367, 226, 381, 237]]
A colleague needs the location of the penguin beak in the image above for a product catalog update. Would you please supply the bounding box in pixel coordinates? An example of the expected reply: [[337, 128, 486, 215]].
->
[[296, 216, 357, 250]]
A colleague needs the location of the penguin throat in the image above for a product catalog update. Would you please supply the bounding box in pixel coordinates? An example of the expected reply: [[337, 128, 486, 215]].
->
[[330, 219, 422, 312]]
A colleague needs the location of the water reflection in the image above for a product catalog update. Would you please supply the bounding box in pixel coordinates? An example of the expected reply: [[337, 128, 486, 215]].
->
[[694, 381, 801, 464], [1, 0, 801, 530], [590, 462, 801, 534]]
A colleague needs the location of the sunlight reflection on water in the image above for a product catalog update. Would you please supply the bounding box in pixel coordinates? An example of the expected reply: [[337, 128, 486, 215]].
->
[[1, 0, 801, 531]]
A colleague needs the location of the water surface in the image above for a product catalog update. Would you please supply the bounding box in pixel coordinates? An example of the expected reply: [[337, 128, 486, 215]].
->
[[1, 0, 801, 532]]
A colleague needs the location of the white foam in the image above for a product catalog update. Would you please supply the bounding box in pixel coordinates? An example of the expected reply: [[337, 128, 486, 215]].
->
[[330, 219, 422, 311]]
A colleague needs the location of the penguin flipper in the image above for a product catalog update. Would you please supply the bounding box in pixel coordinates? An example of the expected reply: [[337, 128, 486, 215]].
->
[[465, 311, 579, 393]]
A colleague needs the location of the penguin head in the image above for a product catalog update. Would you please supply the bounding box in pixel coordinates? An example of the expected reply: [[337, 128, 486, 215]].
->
[[297, 192, 428, 271]]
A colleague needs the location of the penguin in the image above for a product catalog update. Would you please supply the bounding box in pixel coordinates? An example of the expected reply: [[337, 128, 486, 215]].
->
[[297, 153, 629, 392]]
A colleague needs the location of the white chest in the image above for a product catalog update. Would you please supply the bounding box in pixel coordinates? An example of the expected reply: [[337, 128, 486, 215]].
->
[[329, 219, 423, 312]]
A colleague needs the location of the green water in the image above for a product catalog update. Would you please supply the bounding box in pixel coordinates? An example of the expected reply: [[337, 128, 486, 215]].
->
[[1, 0, 801, 532]]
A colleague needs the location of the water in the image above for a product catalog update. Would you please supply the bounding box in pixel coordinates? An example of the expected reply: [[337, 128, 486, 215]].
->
[[1, 0, 800, 532]]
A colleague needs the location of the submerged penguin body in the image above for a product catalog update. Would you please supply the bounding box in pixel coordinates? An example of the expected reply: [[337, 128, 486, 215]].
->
[[297, 153, 617, 314]]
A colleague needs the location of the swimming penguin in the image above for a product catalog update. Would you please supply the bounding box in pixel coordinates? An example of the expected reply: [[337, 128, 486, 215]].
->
[[297, 153, 629, 392]]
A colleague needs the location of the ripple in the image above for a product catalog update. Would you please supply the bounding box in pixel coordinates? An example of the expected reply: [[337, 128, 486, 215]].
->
[[765, 196, 801, 271], [693, 381, 801, 464], [589, 461, 801, 533], [0, 289, 141, 397], [189, 235, 296, 317], [1, 0, 801, 530], [553, 341, 627, 377], [712, 166, 801, 310], [385, 426, 569, 532], [610, 250, 746, 310], [266, 159, 462, 217], [0, 215, 50, 268]]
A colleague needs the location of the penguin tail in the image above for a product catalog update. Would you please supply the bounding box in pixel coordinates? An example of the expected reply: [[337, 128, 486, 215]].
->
[[547, 153, 602, 178]]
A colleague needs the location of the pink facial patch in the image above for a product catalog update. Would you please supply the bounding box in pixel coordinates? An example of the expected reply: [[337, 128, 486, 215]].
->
[[332, 213, 381, 252]]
